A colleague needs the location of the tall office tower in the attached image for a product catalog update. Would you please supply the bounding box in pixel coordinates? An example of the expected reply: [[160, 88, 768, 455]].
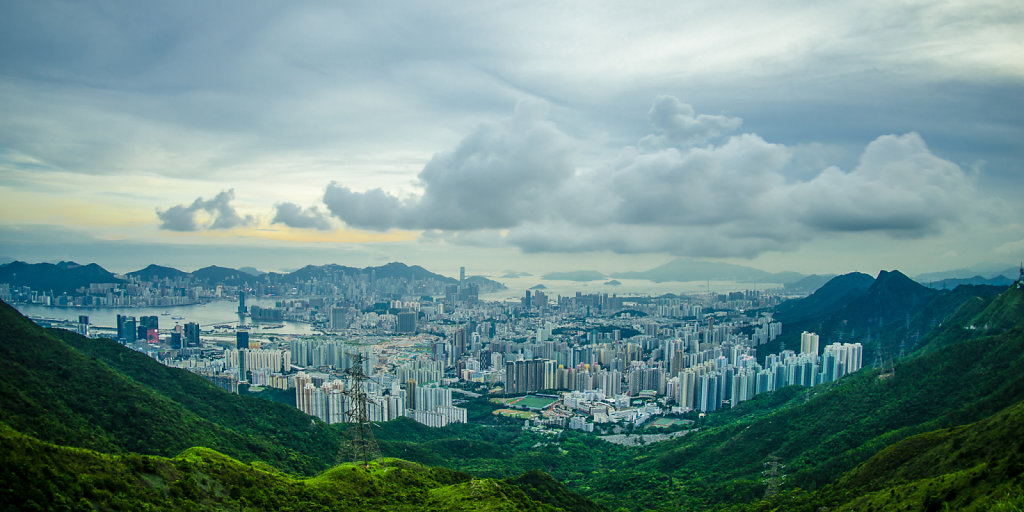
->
[[397, 311, 416, 333], [455, 327, 467, 356], [237, 290, 246, 316], [236, 330, 250, 349], [460, 266, 465, 285], [800, 331, 820, 356], [184, 322, 200, 347], [121, 316, 137, 342]]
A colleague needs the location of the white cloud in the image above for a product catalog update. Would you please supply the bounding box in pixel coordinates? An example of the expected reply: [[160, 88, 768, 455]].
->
[[271, 202, 332, 231], [321, 97, 991, 258], [323, 100, 575, 230], [157, 189, 255, 231]]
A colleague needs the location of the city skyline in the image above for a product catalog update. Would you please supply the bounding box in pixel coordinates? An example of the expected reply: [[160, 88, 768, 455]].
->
[[1, 2, 1022, 278]]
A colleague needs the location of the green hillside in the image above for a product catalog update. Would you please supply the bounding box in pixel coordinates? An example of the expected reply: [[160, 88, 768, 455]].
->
[[0, 423, 561, 511], [748, 398, 1024, 511], [0, 300, 342, 475], [581, 284, 1024, 510]]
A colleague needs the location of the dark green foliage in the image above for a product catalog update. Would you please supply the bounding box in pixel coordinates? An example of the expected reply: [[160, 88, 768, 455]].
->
[[0, 300, 342, 475], [0, 424, 562, 511], [509, 470, 607, 512], [743, 397, 1024, 511]]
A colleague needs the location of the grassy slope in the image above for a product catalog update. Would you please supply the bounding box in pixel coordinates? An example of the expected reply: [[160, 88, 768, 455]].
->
[[0, 423, 559, 512]]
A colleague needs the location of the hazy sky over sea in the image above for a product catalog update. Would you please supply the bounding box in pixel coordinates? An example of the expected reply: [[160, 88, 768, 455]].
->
[[1, 1, 1021, 277]]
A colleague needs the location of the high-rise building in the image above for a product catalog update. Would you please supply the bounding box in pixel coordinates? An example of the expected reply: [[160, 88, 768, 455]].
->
[[117, 315, 137, 342], [800, 331, 820, 356], [184, 322, 200, 347], [397, 312, 417, 333], [236, 331, 250, 349]]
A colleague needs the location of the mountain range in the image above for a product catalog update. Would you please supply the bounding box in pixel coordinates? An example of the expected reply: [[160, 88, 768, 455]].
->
[[1, 260, 507, 294]]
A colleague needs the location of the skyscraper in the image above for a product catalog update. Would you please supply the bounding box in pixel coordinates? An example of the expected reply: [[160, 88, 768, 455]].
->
[[236, 330, 250, 349], [184, 322, 200, 347], [800, 331, 820, 356]]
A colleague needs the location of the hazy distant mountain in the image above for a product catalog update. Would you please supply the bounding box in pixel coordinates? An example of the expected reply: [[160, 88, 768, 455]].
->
[[466, 275, 507, 292], [238, 266, 265, 276], [915, 264, 1018, 283], [783, 274, 838, 294], [501, 271, 533, 278], [541, 270, 606, 281], [611, 258, 804, 283], [0, 260, 123, 295], [190, 265, 252, 284], [127, 264, 189, 281], [922, 274, 1014, 289]]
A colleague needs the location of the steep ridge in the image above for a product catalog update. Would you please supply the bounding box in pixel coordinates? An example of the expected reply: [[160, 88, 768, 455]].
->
[[773, 271, 875, 325], [767, 271, 1003, 363]]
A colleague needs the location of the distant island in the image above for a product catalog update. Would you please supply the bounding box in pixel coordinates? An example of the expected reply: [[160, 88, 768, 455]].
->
[[604, 280, 622, 286], [501, 271, 533, 278], [541, 270, 606, 282]]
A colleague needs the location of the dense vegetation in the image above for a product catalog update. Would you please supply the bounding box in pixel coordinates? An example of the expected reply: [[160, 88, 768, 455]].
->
[[0, 299, 342, 475], [0, 423, 563, 511], [1, 279, 1022, 510]]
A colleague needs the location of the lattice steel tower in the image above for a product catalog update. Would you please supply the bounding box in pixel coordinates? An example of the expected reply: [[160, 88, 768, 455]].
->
[[338, 353, 381, 466]]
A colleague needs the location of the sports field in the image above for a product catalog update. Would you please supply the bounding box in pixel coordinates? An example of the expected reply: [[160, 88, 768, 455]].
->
[[493, 408, 537, 419], [508, 395, 559, 410]]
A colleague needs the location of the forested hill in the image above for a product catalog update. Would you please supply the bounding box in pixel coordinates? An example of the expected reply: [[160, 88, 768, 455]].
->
[[0, 299, 598, 511], [0, 299, 343, 475], [0, 425, 567, 511], [763, 270, 1005, 363]]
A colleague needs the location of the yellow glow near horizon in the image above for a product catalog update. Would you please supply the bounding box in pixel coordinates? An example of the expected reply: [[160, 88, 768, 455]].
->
[[190, 225, 420, 244]]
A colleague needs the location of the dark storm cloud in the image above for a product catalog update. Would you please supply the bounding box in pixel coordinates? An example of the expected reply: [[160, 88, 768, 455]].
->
[[157, 189, 255, 231]]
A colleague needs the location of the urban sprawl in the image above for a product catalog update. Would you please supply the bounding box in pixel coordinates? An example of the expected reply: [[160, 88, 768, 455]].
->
[[5, 266, 863, 434]]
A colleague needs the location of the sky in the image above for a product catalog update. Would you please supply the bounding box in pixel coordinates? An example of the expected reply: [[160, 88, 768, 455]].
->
[[0, 1, 1022, 279]]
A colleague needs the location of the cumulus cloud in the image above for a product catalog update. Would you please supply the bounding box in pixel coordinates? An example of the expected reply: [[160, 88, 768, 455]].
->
[[319, 96, 985, 258], [323, 100, 575, 231], [157, 189, 255, 231], [790, 133, 972, 236], [271, 202, 332, 231], [643, 95, 742, 148]]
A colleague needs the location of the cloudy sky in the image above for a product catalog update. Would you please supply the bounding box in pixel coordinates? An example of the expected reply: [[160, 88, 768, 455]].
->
[[1, 1, 1022, 278]]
